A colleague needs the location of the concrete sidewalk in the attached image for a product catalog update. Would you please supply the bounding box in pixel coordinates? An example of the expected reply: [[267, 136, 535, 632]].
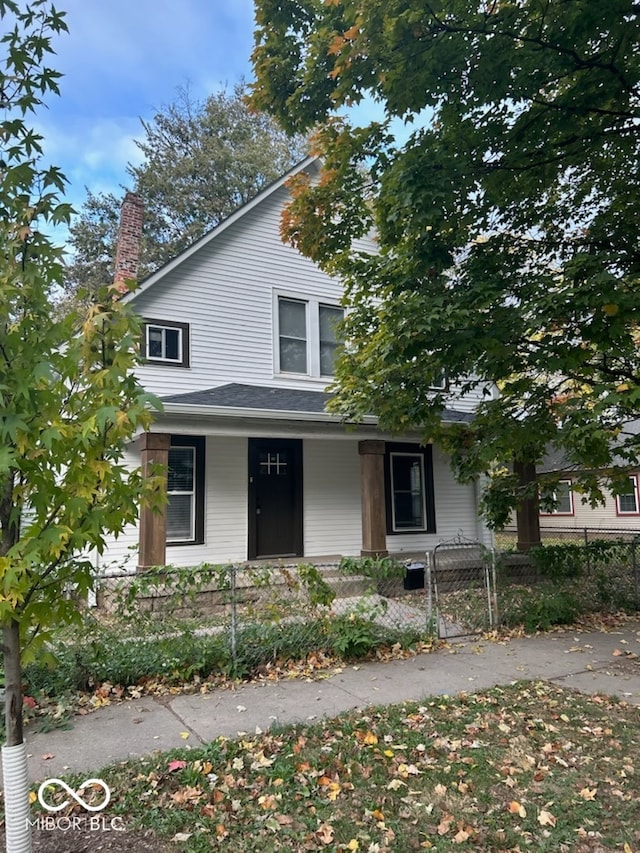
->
[[21, 618, 640, 783]]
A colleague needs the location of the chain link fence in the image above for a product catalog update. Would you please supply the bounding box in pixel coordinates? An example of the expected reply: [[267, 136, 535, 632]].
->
[[96, 528, 640, 676]]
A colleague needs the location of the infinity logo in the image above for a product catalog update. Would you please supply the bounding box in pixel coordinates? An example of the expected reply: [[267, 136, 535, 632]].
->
[[37, 778, 111, 813]]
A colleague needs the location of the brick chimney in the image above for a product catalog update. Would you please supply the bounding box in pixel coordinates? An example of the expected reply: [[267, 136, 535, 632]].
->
[[113, 192, 144, 292]]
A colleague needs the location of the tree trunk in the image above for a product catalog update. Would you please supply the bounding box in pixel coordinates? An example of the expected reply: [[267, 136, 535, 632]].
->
[[514, 459, 541, 552], [3, 619, 23, 746]]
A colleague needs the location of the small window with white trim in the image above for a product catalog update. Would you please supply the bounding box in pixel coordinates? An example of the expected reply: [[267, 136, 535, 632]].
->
[[617, 475, 639, 515], [540, 479, 574, 516], [142, 320, 190, 367]]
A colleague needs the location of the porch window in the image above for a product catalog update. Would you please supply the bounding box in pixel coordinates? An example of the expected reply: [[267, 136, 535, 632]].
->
[[385, 443, 436, 534], [617, 475, 639, 515], [142, 319, 190, 368], [167, 436, 205, 544]]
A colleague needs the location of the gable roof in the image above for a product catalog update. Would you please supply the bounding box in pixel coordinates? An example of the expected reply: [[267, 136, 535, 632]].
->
[[162, 383, 475, 425], [123, 154, 319, 304]]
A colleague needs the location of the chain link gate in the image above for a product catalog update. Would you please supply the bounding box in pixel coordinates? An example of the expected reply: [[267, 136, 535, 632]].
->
[[427, 538, 497, 639]]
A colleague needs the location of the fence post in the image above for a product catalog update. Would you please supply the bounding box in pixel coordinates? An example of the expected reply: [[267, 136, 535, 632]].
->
[[491, 549, 499, 628], [583, 527, 592, 576], [230, 564, 238, 669], [425, 551, 434, 635], [633, 540, 640, 612]]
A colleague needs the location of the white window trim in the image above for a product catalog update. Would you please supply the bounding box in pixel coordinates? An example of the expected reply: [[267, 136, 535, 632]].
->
[[540, 478, 574, 516], [616, 475, 640, 516], [143, 320, 190, 368], [389, 451, 428, 533], [273, 290, 343, 379]]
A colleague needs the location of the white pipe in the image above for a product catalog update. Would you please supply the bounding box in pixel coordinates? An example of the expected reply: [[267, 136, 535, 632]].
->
[[2, 742, 32, 853]]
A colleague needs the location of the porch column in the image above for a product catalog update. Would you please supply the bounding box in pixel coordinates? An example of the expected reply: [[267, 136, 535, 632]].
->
[[514, 459, 541, 552], [138, 432, 171, 570], [358, 440, 388, 557]]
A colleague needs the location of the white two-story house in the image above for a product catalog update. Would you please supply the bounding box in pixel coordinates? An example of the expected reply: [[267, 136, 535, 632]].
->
[[101, 157, 493, 573]]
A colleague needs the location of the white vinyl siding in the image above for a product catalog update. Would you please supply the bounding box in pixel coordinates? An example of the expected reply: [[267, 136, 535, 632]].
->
[[303, 440, 362, 555]]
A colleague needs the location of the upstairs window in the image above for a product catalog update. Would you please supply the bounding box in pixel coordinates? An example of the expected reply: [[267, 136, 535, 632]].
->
[[276, 294, 343, 377], [142, 320, 190, 368], [540, 479, 574, 516], [319, 304, 343, 376], [278, 298, 308, 373], [617, 475, 639, 515]]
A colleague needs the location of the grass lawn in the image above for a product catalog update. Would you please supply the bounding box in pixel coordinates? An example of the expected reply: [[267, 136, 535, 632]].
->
[[28, 681, 640, 852]]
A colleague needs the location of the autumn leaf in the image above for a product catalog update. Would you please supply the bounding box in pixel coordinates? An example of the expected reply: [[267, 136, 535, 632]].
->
[[316, 823, 334, 844], [167, 759, 187, 772], [437, 815, 453, 835], [579, 787, 597, 801], [538, 809, 556, 827], [508, 800, 527, 818]]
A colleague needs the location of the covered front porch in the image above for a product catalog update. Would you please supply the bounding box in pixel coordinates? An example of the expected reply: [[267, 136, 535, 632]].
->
[[133, 383, 487, 572]]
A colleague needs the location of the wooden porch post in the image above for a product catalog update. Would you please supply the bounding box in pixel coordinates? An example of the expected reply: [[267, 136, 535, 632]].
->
[[138, 432, 171, 570], [358, 440, 388, 557]]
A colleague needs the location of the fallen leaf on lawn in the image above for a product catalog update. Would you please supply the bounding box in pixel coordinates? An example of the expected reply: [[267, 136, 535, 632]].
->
[[538, 809, 556, 827], [251, 749, 275, 768], [508, 800, 527, 818], [167, 759, 187, 772], [316, 823, 334, 844], [29, 792, 37, 804], [454, 828, 470, 843], [434, 783, 448, 796], [579, 787, 597, 801], [172, 833, 192, 842], [387, 779, 406, 790], [180, 731, 190, 739], [358, 730, 378, 745], [346, 840, 359, 851], [437, 815, 453, 835]]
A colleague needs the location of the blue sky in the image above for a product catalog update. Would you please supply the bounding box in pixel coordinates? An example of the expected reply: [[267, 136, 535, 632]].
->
[[34, 0, 257, 243]]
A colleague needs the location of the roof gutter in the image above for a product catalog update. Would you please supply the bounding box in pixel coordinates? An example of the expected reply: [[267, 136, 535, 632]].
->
[[161, 401, 379, 425]]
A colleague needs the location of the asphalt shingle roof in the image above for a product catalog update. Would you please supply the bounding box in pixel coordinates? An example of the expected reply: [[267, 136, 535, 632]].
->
[[162, 383, 474, 423]]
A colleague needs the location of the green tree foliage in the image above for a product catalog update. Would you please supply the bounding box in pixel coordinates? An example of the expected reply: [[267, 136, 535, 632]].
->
[[65, 84, 308, 295], [0, 0, 161, 755], [251, 0, 640, 525]]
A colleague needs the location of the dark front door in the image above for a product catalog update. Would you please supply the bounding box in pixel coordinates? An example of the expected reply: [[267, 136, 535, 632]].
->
[[248, 438, 303, 559]]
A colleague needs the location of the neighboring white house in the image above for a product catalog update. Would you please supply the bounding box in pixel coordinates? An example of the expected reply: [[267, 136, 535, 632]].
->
[[100, 157, 494, 573]]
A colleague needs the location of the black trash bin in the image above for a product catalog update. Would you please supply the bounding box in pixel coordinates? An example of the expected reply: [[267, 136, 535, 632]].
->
[[404, 561, 425, 590]]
